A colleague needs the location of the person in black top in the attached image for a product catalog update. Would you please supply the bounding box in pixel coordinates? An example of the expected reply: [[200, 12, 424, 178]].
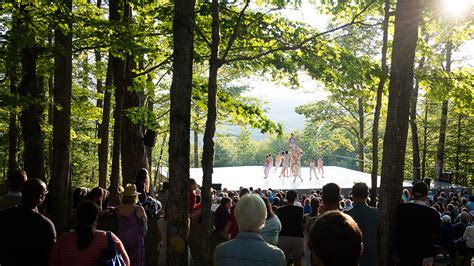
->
[[0, 178, 57, 266], [277, 190, 304, 266], [395, 181, 441, 266]]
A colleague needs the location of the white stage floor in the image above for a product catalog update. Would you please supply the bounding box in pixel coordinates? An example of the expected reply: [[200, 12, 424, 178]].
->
[[190, 166, 413, 191]]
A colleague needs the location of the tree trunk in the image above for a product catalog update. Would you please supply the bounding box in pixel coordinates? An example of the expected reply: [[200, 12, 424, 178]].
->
[[154, 136, 167, 188], [455, 113, 462, 182], [50, 0, 73, 233], [7, 64, 18, 175], [109, 0, 125, 205], [370, 0, 390, 206], [358, 96, 365, 172], [435, 41, 452, 180], [194, 128, 199, 168], [410, 57, 425, 182], [18, 5, 45, 181], [98, 56, 113, 189], [146, 98, 154, 173], [421, 100, 428, 179], [378, 0, 421, 264], [167, 0, 195, 262], [200, 0, 220, 263], [120, 4, 147, 185]]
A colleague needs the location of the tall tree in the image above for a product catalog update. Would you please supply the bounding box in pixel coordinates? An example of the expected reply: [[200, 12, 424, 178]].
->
[[17, 4, 46, 181], [167, 0, 196, 263], [370, 0, 390, 205], [50, 0, 73, 233], [121, 2, 148, 184], [378, 0, 421, 264], [98, 56, 113, 188], [109, 0, 126, 204], [410, 57, 425, 182], [435, 40, 452, 181]]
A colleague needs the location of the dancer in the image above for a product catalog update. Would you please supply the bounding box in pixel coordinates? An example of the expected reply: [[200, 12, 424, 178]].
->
[[309, 158, 317, 180], [317, 157, 325, 178], [263, 155, 269, 179], [292, 148, 303, 182], [267, 154, 273, 175], [274, 152, 282, 173], [285, 150, 290, 177], [288, 133, 297, 153], [280, 151, 289, 178]]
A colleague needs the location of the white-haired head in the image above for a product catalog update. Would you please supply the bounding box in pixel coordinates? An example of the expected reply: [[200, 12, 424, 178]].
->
[[235, 194, 267, 232]]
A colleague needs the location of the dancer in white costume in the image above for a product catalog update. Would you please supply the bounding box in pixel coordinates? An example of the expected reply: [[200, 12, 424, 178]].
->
[[280, 151, 289, 177], [267, 154, 273, 175], [309, 158, 318, 180], [288, 133, 297, 153], [317, 157, 325, 178], [292, 148, 303, 182], [263, 155, 269, 179], [274, 152, 282, 173]]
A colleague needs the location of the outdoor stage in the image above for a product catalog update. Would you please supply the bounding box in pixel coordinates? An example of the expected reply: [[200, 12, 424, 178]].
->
[[190, 165, 414, 191]]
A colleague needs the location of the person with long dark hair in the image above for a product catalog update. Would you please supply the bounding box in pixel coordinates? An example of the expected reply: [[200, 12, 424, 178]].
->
[[49, 200, 129, 266]]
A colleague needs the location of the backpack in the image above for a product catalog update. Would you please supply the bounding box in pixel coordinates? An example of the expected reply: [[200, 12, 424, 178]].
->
[[97, 231, 126, 266]]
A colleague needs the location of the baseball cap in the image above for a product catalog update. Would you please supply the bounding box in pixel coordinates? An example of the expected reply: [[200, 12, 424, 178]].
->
[[412, 182, 428, 197]]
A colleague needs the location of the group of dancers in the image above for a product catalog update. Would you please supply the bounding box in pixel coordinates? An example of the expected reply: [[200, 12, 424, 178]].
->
[[263, 133, 325, 182]]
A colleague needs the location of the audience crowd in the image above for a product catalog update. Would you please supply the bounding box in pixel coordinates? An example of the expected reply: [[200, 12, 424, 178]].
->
[[0, 168, 473, 266]]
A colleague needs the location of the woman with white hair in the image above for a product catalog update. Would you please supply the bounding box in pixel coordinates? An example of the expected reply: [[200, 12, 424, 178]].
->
[[214, 194, 285, 266]]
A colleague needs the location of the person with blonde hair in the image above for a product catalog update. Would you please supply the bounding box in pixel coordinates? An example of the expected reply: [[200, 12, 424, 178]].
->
[[214, 194, 285, 266], [116, 184, 147, 266]]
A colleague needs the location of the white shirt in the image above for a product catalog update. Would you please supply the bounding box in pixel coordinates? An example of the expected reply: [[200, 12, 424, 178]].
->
[[464, 225, 474, 248]]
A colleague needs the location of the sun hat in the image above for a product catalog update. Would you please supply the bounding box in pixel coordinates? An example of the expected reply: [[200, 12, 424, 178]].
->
[[122, 184, 141, 196]]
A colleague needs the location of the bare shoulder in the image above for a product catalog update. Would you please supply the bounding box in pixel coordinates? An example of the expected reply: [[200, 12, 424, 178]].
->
[[136, 205, 147, 219]]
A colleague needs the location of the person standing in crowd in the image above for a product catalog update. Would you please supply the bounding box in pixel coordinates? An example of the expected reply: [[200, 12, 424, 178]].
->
[[0, 178, 56, 266], [86, 187, 105, 210], [309, 211, 363, 266], [0, 170, 27, 210], [210, 201, 231, 265], [345, 182, 379, 266], [214, 194, 285, 266], [395, 182, 441, 265], [157, 181, 169, 210], [321, 183, 341, 213], [260, 196, 282, 246], [49, 200, 130, 266], [229, 188, 250, 239], [277, 190, 304, 266], [303, 197, 320, 266], [116, 184, 147, 266], [189, 178, 198, 215]]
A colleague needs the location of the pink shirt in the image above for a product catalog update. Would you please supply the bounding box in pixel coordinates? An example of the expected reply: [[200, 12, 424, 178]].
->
[[49, 230, 130, 266]]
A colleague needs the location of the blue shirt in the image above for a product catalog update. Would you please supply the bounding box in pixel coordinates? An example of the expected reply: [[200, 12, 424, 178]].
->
[[214, 232, 285, 266]]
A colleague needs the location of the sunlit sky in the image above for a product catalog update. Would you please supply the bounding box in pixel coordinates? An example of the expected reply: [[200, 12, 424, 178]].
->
[[243, 0, 474, 133]]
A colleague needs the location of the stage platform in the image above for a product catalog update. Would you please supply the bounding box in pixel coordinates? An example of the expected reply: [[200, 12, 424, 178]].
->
[[190, 165, 414, 191]]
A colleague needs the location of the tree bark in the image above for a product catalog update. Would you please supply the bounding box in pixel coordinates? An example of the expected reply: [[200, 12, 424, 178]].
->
[[421, 100, 429, 179], [17, 5, 46, 181], [455, 113, 462, 182], [167, 0, 195, 262], [120, 4, 148, 185], [370, 0, 390, 206], [194, 128, 199, 168], [109, 0, 125, 205], [378, 0, 420, 264], [357, 96, 365, 172], [50, 0, 73, 233], [435, 41, 452, 181], [200, 0, 221, 263], [98, 56, 113, 188], [410, 57, 425, 182], [7, 62, 18, 175]]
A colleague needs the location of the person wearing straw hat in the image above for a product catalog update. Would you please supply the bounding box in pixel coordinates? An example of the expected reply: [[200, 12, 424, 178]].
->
[[116, 184, 147, 266]]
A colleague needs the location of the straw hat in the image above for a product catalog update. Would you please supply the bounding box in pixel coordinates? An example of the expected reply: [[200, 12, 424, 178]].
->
[[122, 184, 141, 196]]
